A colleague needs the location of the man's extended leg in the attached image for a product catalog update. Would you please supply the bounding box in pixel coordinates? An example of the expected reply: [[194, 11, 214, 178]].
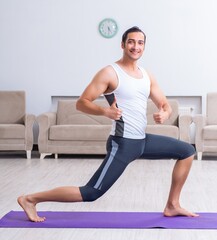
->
[[17, 186, 83, 222], [18, 136, 143, 222]]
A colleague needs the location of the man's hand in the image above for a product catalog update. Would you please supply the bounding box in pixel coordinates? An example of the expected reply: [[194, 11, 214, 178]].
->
[[104, 98, 122, 120], [153, 106, 169, 124]]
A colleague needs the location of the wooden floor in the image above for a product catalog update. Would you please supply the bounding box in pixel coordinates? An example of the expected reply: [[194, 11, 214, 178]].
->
[[1, 152, 217, 239]]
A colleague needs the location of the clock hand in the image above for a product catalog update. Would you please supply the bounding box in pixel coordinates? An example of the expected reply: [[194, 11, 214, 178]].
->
[[108, 26, 111, 33]]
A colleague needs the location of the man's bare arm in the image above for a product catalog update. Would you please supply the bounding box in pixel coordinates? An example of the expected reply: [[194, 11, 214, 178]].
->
[[148, 72, 172, 124], [76, 66, 122, 120]]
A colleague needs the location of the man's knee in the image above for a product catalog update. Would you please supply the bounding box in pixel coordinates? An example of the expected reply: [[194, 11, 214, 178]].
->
[[181, 142, 196, 160], [79, 185, 104, 202], [187, 143, 195, 155]]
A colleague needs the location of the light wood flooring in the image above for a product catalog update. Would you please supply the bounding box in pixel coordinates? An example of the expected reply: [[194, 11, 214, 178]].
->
[[1, 152, 217, 239]]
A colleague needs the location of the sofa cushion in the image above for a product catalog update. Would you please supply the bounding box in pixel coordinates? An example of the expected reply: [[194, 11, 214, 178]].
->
[[0, 91, 25, 124], [146, 125, 179, 139], [203, 125, 217, 140], [0, 124, 25, 139], [49, 125, 111, 141], [56, 99, 112, 125]]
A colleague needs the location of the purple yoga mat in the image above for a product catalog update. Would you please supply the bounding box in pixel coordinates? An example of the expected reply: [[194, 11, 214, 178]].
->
[[0, 211, 217, 229]]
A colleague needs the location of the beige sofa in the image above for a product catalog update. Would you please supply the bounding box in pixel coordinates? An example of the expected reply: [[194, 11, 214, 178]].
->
[[37, 99, 112, 159], [0, 91, 35, 159], [37, 98, 192, 159]]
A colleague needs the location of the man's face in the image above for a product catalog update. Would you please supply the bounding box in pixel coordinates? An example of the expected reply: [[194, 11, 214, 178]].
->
[[122, 32, 145, 60]]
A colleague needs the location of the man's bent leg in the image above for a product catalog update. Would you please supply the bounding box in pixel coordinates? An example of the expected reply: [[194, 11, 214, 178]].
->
[[141, 134, 198, 217], [163, 155, 199, 217]]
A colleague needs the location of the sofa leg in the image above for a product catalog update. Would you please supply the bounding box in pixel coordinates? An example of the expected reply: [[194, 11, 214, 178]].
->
[[55, 153, 58, 159], [197, 152, 202, 161], [26, 150, 31, 159], [40, 153, 52, 159]]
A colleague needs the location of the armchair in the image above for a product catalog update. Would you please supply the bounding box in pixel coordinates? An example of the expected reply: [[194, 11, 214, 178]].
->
[[0, 91, 35, 159], [193, 92, 217, 160]]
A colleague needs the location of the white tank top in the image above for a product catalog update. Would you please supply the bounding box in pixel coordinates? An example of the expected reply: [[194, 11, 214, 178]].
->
[[104, 63, 151, 139]]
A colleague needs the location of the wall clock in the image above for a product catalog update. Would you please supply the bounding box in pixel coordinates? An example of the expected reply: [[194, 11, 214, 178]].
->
[[98, 18, 118, 38]]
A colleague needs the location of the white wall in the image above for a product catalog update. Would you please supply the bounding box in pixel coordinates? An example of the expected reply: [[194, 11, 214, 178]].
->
[[1, 0, 217, 114]]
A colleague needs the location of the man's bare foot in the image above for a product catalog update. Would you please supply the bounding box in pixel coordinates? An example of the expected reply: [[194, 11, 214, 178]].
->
[[17, 196, 46, 222], [164, 205, 199, 217]]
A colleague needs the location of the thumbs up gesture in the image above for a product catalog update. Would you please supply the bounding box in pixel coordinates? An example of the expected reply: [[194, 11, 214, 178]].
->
[[153, 106, 167, 124], [104, 98, 122, 120]]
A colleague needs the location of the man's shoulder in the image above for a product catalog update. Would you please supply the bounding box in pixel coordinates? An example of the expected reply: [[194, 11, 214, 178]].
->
[[97, 64, 117, 77], [102, 64, 115, 71]]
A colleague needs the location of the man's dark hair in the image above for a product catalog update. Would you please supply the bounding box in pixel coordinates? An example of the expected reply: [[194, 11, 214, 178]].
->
[[122, 26, 146, 44]]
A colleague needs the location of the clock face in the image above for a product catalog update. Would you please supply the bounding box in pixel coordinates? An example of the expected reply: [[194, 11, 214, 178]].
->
[[98, 18, 118, 38]]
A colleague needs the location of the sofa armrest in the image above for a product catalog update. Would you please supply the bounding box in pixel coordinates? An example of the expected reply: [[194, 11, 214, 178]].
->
[[24, 114, 36, 150], [193, 114, 207, 152], [178, 114, 192, 143], [37, 112, 57, 153]]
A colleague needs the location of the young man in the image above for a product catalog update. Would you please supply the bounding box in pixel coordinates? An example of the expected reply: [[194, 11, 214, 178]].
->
[[18, 26, 198, 222]]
